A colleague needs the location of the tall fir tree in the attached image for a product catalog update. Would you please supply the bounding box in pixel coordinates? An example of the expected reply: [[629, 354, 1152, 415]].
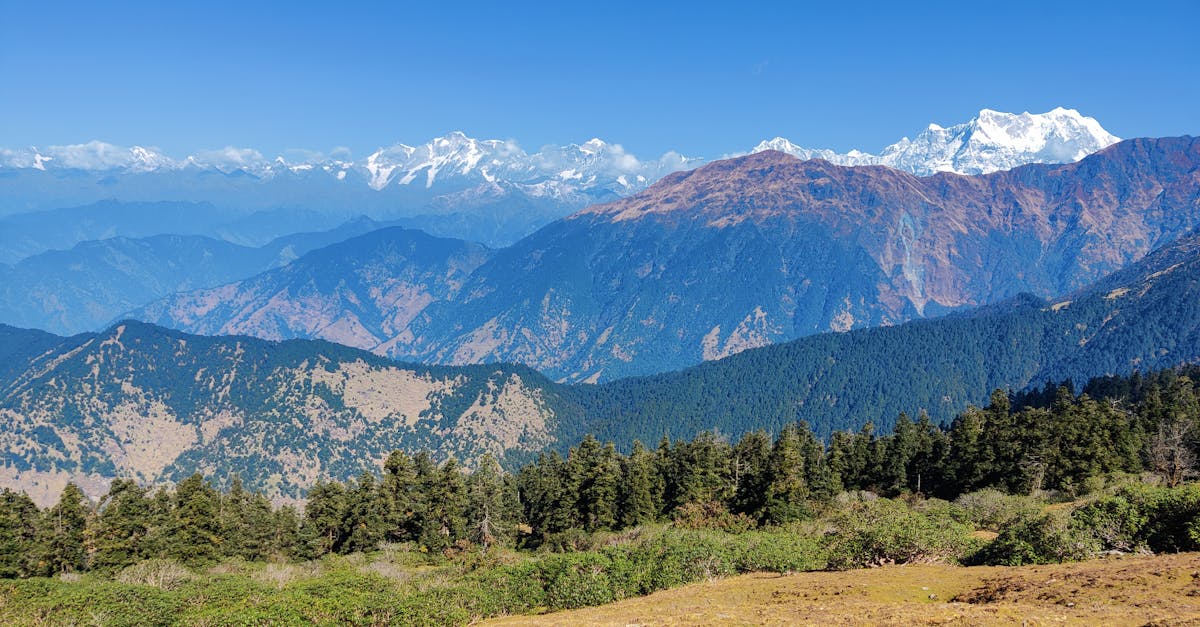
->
[[38, 483, 90, 575], [0, 488, 40, 578]]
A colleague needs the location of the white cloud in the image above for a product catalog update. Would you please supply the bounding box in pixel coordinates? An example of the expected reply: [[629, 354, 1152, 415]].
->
[[191, 146, 267, 171]]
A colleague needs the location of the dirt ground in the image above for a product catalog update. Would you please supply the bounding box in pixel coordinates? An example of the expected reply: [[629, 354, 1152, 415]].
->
[[483, 552, 1200, 626]]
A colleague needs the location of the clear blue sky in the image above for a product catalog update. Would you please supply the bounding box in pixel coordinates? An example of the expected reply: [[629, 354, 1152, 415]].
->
[[1, 0, 1196, 159]]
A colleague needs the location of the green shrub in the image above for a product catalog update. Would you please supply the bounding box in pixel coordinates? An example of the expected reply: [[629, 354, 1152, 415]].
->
[[953, 489, 1043, 531], [1114, 483, 1200, 552], [974, 510, 1097, 566], [538, 552, 615, 610], [1070, 495, 1148, 552], [115, 558, 193, 590], [825, 498, 977, 569], [672, 500, 756, 533]]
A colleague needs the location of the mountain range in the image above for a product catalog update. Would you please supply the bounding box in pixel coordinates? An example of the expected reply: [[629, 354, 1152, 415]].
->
[[5, 220, 1200, 506], [0, 217, 408, 334], [0, 109, 1117, 247], [134, 136, 1200, 382]]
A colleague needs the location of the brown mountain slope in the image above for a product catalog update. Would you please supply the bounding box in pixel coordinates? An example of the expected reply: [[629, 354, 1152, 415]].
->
[[402, 137, 1200, 381], [138, 138, 1200, 381]]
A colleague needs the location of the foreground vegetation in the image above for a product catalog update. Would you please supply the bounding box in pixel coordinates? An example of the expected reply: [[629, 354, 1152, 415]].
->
[[4, 367, 1200, 623], [6, 481, 1200, 625]]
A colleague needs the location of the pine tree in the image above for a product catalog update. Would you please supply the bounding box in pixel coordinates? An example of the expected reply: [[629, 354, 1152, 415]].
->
[[618, 440, 663, 526], [666, 431, 732, 510], [219, 475, 251, 559], [342, 472, 386, 553], [517, 451, 575, 540], [568, 436, 620, 531], [270, 505, 301, 560], [466, 454, 511, 551], [91, 479, 152, 571], [0, 488, 40, 578], [762, 424, 810, 523], [382, 450, 418, 542], [945, 406, 990, 495], [38, 483, 90, 575], [168, 474, 222, 564], [730, 431, 771, 516], [417, 458, 468, 551], [299, 480, 346, 558]]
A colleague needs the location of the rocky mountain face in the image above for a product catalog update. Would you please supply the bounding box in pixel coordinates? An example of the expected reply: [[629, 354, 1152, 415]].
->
[[134, 137, 1200, 382], [401, 137, 1200, 381], [0, 321, 568, 506], [131, 227, 492, 353]]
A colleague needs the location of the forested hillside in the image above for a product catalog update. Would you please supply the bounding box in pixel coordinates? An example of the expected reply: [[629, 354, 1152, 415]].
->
[[567, 228, 1200, 443], [0, 322, 568, 505]]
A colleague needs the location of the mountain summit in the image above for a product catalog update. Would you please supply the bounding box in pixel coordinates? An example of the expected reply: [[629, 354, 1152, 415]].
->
[[752, 107, 1119, 175]]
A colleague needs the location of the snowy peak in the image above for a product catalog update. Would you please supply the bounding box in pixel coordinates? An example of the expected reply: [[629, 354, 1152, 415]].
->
[[753, 107, 1120, 176], [0, 141, 176, 172]]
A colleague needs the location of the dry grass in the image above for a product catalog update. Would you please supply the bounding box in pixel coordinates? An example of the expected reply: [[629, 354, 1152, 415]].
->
[[484, 552, 1200, 626]]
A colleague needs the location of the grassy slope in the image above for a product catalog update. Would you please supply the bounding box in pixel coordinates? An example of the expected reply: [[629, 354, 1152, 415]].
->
[[485, 552, 1200, 626]]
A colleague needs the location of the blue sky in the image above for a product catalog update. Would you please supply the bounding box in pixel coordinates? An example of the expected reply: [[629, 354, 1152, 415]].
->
[[1, 0, 1196, 159]]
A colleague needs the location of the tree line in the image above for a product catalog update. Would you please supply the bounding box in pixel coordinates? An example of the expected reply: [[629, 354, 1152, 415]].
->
[[2, 367, 1198, 577]]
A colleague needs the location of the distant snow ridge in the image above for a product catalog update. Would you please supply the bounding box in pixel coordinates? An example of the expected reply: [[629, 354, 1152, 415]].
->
[[0, 132, 698, 198], [753, 107, 1120, 176], [0, 108, 1119, 191]]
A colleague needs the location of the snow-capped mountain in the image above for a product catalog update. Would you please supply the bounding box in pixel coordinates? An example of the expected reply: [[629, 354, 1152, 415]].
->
[[752, 107, 1120, 175], [0, 134, 701, 246], [0, 108, 1120, 247], [0, 132, 695, 196]]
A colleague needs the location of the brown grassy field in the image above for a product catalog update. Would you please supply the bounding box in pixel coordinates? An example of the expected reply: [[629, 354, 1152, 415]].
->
[[484, 552, 1200, 626]]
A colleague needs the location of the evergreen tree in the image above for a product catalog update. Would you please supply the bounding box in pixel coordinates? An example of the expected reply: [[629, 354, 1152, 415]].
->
[[761, 424, 810, 523], [0, 489, 40, 578], [219, 475, 252, 559], [270, 505, 301, 560], [38, 483, 90, 575], [382, 450, 418, 542], [517, 451, 575, 540], [568, 436, 620, 531], [618, 440, 664, 526], [730, 430, 771, 516], [666, 431, 732, 510], [342, 472, 387, 553], [91, 479, 152, 571], [417, 458, 468, 551], [466, 454, 513, 550], [299, 480, 346, 558], [168, 474, 222, 564]]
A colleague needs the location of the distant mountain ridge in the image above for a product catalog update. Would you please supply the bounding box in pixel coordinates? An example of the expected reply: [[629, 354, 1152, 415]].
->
[[0, 217, 408, 334], [0, 109, 1119, 246], [131, 227, 492, 351]]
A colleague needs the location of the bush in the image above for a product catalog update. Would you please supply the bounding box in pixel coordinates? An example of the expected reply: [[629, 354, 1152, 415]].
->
[[115, 559, 193, 590], [974, 510, 1097, 566], [953, 489, 1043, 531], [538, 552, 615, 610], [672, 501, 756, 533], [1070, 495, 1148, 552], [1114, 483, 1200, 553], [824, 498, 977, 569]]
